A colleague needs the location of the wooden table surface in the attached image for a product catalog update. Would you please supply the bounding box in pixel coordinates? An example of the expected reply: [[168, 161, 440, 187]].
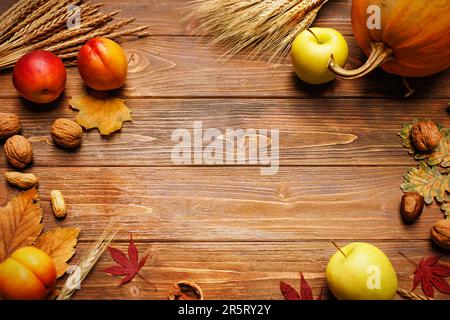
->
[[0, 0, 449, 300]]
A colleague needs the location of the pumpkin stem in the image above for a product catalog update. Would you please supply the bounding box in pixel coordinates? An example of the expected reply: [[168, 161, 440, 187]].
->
[[328, 42, 393, 79]]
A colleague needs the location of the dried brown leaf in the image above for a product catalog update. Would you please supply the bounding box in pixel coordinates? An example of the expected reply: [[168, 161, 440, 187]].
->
[[401, 162, 450, 204], [69, 90, 132, 135], [0, 188, 43, 262], [35, 227, 80, 278]]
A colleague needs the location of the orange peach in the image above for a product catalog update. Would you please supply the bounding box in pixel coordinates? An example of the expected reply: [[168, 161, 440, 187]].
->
[[0, 247, 56, 300], [12, 50, 67, 104], [77, 37, 128, 91]]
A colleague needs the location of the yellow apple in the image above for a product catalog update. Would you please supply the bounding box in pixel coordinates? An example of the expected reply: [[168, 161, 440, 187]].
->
[[326, 242, 398, 300], [291, 27, 348, 85]]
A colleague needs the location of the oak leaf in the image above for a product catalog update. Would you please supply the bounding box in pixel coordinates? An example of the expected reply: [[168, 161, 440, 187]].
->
[[69, 90, 132, 135], [428, 134, 450, 168], [35, 227, 80, 278], [401, 162, 450, 204], [0, 188, 43, 262], [441, 202, 450, 217]]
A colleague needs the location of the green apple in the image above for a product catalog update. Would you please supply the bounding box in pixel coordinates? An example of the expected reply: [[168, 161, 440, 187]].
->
[[326, 242, 398, 300], [291, 27, 348, 85]]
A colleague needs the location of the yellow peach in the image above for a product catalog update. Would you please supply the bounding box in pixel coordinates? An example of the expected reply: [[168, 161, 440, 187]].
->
[[0, 247, 56, 300], [77, 37, 128, 91]]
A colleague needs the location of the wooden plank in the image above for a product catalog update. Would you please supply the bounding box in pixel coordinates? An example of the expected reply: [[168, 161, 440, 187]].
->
[[1, 0, 449, 302], [0, 98, 448, 167], [0, 166, 445, 241], [0, 0, 352, 36], [0, 36, 448, 99], [61, 240, 449, 300]]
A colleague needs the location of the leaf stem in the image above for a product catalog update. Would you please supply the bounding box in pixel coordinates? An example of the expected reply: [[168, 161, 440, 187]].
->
[[137, 272, 155, 288], [398, 252, 418, 267], [331, 240, 347, 258]]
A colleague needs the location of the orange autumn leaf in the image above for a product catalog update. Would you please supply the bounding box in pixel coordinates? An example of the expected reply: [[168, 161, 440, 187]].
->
[[0, 189, 43, 262], [69, 90, 132, 135], [0, 182, 7, 206], [35, 227, 80, 278]]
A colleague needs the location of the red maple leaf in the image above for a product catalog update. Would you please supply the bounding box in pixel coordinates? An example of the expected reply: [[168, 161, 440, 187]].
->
[[103, 234, 150, 285], [280, 273, 324, 300], [411, 256, 450, 298]]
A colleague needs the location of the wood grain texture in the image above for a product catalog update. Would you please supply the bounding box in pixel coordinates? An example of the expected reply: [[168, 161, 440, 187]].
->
[[0, 98, 448, 167], [0, 166, 445, 241], [0, 35, 448, 99], [0, 0, 449, 301], [62, 240, 449, 300], [0, 0, 352, 36]]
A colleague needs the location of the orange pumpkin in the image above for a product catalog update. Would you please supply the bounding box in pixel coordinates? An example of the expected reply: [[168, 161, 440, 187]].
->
[[328, 0, 450, 79]]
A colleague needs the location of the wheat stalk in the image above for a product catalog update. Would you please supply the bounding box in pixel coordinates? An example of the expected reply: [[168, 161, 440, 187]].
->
[[56, 221, 119, 300], [10, 1, 91, 43], [0, 0, 149, 70], [188, 0, 328, 61], [0, 0, 47, 41], [397, 288, 434, 301]]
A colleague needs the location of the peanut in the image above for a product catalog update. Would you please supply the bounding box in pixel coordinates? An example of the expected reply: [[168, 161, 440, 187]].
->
[[50, 190, 67, 219], [4, 171, 39, 189]]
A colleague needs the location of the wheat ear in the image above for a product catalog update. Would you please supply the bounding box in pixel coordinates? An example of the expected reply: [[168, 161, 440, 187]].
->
[[397, 288, 433, 301], [56, 221, 119, 300], [188, 0, 328, 61]]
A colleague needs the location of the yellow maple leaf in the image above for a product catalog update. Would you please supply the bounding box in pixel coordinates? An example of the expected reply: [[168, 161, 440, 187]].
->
[[69, 90, 132, 135], [0, 188, 43, 262], [35, 227, 80, 278]]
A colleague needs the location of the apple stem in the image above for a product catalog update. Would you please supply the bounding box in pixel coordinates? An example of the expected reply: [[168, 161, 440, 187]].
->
[[327, 42, 393, 79], [307, 29, 320, 43], [331, 240, 347, 258], [398, 252, 418, 267]]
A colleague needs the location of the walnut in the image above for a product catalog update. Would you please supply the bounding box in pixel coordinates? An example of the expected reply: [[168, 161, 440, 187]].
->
[[0, 113, 21, 139], [401, 192, 424, 223], [168, 281, 203, 300], [4, 135, 33, 169], [51, 118, 83, 148], [411, 120, 441, 152], [431, 219, 450, 250]]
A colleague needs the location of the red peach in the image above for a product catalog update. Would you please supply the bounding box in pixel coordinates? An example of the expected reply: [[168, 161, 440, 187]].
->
[[12, 50, 67, 104], [77, 37, 128, 91]]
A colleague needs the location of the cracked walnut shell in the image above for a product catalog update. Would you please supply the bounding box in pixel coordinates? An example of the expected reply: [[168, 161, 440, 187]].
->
[[0, 113, 21, 139], [4, 135, 33, 169], [411, 120, 441, 152], [51, 118, 83, 148], [168, 281, 204, 300], [431, 219, 450, 250]]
